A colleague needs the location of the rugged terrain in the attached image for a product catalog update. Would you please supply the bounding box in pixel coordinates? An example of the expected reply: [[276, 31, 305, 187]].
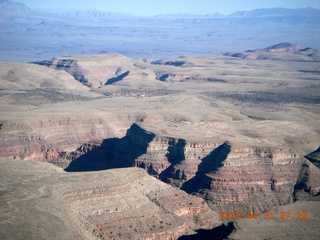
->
[[0, 158, 221, 240], [0, 43, 320, 239]]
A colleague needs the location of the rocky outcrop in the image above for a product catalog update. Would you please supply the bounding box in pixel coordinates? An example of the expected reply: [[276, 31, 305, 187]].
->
[[187, 146, 302, 212], [305, 146, 320, 168], [0, 117, 118, 162], [33, 54, 158, 88], [111, 124, 303, 213], [0, 158, 221, 240], [0, 118, 310, 213], [265, 42, 301, 53], [156, 72, 226, 83], [0, 62, 88, 91], [224, 42, 320, 61], [61, 167, 220, 239], [293, 147, 320, 199], [152, 60, 195, 67], [31, 120, 301, 216], [35, 58, 93, 87], [294, 159, 320, 199]]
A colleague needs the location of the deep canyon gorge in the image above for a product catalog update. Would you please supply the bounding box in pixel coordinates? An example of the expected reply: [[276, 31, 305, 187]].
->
[[1, 42, 320, 239]]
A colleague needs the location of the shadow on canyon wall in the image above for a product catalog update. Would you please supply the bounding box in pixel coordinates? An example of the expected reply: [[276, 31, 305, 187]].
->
[[178, 222, 235, 240], [64, 123, 155, 172], [64, 138, 119, 172], [64, 126, 231, 181], [181, 142, 231, 194], [159, 138, 187, 181], [105, 71, 130, 85], [304, 146, 320, 168]]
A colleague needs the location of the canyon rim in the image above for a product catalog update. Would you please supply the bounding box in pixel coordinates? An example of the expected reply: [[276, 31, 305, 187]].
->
[[1, 1, 320, 239]]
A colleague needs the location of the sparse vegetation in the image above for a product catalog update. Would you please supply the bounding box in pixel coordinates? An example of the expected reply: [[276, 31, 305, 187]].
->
[[10, 88, 96, 105], [0, 13, 319, 239]]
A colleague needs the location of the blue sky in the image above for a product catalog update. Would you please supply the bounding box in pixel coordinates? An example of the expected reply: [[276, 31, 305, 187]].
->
[[18, 0, 320, 16]]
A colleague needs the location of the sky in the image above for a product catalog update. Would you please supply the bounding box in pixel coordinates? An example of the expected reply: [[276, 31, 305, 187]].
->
[[17, 0, 320, 16]]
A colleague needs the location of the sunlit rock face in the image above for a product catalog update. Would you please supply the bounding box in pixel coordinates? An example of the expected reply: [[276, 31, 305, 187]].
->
[[0, 158, 221, 240], [111, 124, 304, 212], [34, 54, 157, 88], [1, 118, 310, 214], [0, 117, 114, 162]]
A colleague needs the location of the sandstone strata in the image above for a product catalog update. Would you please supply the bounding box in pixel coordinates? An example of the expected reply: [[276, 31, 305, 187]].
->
[[0, 158, 220, 240], [34, 54, 159, 88], [108, 124, 304, 213], [1, 48, 319, 239], [0, 117, 117, 161], [59, 123, 317, 214]]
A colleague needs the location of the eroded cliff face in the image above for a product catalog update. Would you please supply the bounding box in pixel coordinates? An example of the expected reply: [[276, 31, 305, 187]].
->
[[1, 120, 315, 214], [305, 146, 320, 168], [294, 158, 320, 199], [34, 54, 158, 88], [61, 167, 221, 239], [0, 117, 118, 162], [0, 158, 221, 240], [189, 147, 302, 213], [112, 124, 306, 213]]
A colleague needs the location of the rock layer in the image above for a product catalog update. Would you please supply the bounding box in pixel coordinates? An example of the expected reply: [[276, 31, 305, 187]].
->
[[111, 124, 304, 212], [1, 49, 320, 239], [0, 117, 116, 161], [38, 122, 316, 213], [0, 158, 221, 240], [34, 54, 158, 88]]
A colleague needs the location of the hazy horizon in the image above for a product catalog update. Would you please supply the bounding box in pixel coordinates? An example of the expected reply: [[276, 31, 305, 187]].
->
[[17, 0, 320, 16], [2, 0, 320, 62]]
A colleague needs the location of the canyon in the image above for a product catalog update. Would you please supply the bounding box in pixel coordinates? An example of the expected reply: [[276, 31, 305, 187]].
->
[[0, 43, 320, 239]]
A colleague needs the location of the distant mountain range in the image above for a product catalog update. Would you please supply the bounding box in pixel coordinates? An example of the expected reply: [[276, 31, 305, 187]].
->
[[1, 0, 320, 62], [229, 7, 320, 18], [1, 0, 320, 23], [0, 0, 31, 16]]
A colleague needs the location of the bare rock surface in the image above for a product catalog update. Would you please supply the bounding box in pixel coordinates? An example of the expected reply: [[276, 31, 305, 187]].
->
[[305, 146, 320, 168], [0, 158, 220, 240], [0, 44, 320, 239], [0, 62, 89, 91], [34, 54, 162, 89], [103, 123, 317, 214], [224, 42, 320, 61]]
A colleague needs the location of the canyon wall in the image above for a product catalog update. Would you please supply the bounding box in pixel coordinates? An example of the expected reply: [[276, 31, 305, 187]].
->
[[1, 120, 318, 214], [60, 167, 221, 239], [34, 54, 157, 88], [111, 124, 315, 213], [0, 117, 120, 162]]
